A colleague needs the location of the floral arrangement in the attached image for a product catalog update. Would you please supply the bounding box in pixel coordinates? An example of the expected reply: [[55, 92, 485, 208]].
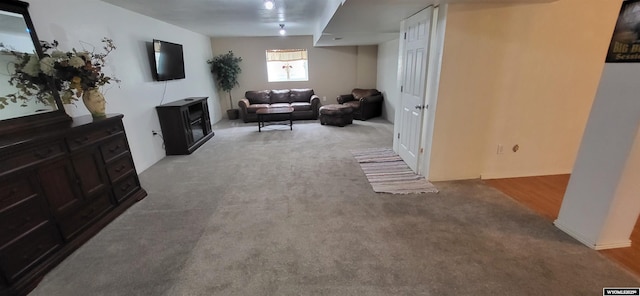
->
[[0, 38, 119, 109]]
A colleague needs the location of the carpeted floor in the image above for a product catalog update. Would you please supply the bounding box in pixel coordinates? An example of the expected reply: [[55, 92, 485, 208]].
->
[[30, 118, 640, 295]]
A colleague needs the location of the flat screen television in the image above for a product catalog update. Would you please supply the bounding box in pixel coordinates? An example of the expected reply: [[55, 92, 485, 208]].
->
[[151, 39, 185, 81]]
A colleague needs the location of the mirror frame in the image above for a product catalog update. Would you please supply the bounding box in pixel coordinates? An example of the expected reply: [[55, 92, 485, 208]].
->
[[0, 0, 70, 137]]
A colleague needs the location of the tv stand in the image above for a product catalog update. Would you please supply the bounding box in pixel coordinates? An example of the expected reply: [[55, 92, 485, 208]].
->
[[156, 97, 214, 155]]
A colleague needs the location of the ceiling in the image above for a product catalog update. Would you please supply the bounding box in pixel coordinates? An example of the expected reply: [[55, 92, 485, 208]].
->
[[99, 0, 438, 46], [100, 0, 556, 47]]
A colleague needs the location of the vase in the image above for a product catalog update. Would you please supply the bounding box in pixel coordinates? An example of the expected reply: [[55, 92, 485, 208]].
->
[[82, 88, 106, 118]]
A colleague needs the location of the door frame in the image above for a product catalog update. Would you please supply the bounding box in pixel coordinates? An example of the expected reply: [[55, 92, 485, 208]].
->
[[393, 4, 447, 179]]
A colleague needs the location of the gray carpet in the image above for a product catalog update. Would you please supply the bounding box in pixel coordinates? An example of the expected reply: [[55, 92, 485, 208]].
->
[[30, 118, 640, 295]]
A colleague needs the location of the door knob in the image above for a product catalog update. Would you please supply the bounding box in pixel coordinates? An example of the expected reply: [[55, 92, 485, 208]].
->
[[415, 105, 423, 109]]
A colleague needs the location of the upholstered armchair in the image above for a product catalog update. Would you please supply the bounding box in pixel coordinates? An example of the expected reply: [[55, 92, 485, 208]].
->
[[337, 88, 383, 120]]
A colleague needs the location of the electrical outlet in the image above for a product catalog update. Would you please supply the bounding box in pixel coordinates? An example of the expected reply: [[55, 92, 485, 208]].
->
[[497, 144, 504, 155]]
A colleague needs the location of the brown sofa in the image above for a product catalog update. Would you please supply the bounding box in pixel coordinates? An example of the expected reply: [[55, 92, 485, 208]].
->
[[238, 89, 320, 123], [337, 88, 383, 120]]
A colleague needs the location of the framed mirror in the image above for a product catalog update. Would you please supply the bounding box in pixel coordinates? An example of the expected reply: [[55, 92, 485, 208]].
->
[[0, 0, 69, 136]]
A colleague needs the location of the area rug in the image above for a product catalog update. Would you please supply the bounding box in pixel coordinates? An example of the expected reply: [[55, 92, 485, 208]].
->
[[352, 148, 438, 194]]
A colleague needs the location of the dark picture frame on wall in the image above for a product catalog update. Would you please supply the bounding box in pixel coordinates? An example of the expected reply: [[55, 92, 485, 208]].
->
[[606, 0, 640, 63]]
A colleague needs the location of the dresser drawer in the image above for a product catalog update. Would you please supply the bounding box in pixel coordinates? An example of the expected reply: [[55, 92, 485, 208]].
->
[[0, 175, 37, 210], [67, 123, 123, 151], [58, 193, 113, 240], [113, 174, 140, 203], [100, 136, 129, 163], [0, 141, 65, 174], [0, 196, 49, 247], [106, 155, 135, 183], [0, 222, 61, 283]]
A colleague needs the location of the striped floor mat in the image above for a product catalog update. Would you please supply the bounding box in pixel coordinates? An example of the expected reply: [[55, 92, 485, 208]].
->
[[352, 148, 438, 194]]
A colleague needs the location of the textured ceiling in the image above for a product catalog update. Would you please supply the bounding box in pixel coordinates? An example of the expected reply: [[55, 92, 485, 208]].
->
[[99, 0, 557, 46], [101, 0, 326, 37]]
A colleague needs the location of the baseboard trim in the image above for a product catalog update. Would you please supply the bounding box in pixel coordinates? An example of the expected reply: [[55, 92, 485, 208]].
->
[[554, 219, 597, 248], [593, 240, 632, 250], [554, 219, 632, 250]]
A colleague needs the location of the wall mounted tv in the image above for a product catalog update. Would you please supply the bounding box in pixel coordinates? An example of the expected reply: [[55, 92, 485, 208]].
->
[[151, 39, 186, 81]]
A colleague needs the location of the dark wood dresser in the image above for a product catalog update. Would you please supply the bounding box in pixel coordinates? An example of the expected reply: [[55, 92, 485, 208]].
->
[[0, 114, 146, 296]]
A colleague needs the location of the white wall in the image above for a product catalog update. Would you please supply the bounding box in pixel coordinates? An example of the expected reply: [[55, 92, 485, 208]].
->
[[356, 45, 378, 89], [428, 0, 621, 181], [556, 62, 640, 249], [27, 0, 221, 173], [376, 38, 400, 123], [211, 36, 377, 108]]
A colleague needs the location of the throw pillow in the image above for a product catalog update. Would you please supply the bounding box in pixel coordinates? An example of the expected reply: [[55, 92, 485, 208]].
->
[[270, 89, 291, 104], [290, 89, 314, 102], [245, 90, 270, 105]]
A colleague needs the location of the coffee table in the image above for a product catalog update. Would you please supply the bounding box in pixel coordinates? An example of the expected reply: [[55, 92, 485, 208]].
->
[[256, 107, 294, 132]]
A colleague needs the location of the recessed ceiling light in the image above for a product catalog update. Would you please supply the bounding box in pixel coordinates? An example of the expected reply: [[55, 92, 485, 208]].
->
[[264, 0, 274, 10]]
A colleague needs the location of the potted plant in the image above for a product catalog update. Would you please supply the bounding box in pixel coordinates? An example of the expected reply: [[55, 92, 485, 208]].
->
[[208, 51, 242, 120]]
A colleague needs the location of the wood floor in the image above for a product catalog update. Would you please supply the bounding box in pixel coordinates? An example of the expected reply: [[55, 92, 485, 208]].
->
[[485, 175, 640, 278]]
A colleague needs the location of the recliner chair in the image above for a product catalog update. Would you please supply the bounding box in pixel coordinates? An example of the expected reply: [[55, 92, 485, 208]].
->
[[336, 88, 383, 120]]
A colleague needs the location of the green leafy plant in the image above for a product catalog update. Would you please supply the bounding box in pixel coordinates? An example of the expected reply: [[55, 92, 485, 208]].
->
[[207, 51, 242, 110]]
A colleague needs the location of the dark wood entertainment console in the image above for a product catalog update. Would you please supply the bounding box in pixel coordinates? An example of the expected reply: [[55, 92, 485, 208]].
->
[[0, 114, 147, 296], [156, 97, 214, 155]]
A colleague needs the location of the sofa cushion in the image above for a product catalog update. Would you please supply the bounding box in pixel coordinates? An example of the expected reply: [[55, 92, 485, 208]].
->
[[271, 103, 290, 108], [246, 104, 270, 113], [344, 101, 360, 109], [320, 104, 353, 116], [245, 90, 270, 105], [351, 88, 378, 101], [270, 89, 291, 103], [290, 89, 314, 102], [291, 102, 312, 111]]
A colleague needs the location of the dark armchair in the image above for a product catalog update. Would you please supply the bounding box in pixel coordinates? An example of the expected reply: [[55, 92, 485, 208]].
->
[[337, 88, 383, 120]]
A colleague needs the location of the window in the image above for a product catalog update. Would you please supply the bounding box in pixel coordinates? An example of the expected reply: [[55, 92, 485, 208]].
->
[[266, 49, 308, 82]]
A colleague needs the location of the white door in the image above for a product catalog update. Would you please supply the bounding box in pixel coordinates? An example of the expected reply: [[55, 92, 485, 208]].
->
[[398, 7, 433, 172]]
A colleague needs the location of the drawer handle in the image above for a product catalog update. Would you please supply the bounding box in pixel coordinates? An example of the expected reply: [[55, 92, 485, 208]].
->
[[74, 136, 90, 144], [34, 148, 53, 159], [120, 182, 132, 192], [108, 145, 122, 153], [114, 164, 127, 172], [106, 127, 119, 134]]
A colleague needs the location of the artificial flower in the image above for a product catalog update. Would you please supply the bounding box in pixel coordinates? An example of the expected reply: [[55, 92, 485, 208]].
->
[[68, 56, 85, 68], [22, 54, 40, 77], [39, 57, 55, 76]]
